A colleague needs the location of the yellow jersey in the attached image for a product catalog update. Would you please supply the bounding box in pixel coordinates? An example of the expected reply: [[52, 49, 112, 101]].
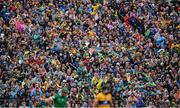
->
[[95, 93, 112, 108]]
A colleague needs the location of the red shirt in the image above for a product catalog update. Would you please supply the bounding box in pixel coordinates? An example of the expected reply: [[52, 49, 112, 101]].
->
[[83, 59, 90, 64], [124, 15, 130, 26], [10, 5, 16, 11], [86, 65, 92, 71], [177, 7, 180, 11]]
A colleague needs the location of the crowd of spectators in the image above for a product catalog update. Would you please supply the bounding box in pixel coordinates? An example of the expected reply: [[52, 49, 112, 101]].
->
[[0, 0, 179, 107]]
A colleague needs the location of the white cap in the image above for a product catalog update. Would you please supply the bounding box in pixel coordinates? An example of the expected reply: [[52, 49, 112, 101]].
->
[[0, 33, 4, 38]]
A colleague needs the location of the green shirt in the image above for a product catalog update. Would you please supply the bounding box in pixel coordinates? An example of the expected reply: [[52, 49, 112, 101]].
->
[[53, 93, 67, 108]]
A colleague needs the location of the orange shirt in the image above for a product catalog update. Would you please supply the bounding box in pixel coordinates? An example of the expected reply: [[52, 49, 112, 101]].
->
[[134, 33, 140, 40], [174, 90, 180, 101]]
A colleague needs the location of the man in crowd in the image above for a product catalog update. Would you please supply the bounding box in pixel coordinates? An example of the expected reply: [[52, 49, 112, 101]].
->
[[41, 88, 69, 108]]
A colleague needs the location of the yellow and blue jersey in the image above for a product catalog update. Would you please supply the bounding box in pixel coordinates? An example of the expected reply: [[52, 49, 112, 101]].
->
[[95, 92, 112, 108]]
